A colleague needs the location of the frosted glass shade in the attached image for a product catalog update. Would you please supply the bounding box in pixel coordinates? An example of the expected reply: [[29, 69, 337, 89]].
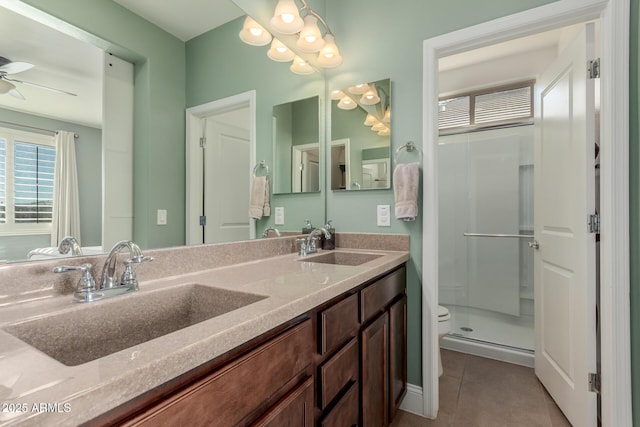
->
[[330, 89, 346, 100], [337, 96, 357, 110], [383, 107, 391, 123], [271, 0, 304, 34], [290, 56, 315, 75], [377, 126, 390, 136], [317, 34, 342, 68], [372, 121, 386, 131], [364, 114, 378, 126], [0, 79, 14, 94], [361, 86, 380, 105], [267, 38, 295, 62], [348, 83, 370, 95], [239, 16, 272, 46], [296, 15, 325, 53]]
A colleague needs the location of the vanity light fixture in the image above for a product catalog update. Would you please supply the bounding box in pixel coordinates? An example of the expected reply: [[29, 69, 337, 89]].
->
[[271, 0, 304, 34], [337, 95, 358, 110], [331, 89, 346, 100], [268, 38, 296, 62], [317, 34, 343, 68], [360, 84, 380, 105], [239, 16, 272, 46], [377, 126, 390, 136], [290, 56, 315, 75]]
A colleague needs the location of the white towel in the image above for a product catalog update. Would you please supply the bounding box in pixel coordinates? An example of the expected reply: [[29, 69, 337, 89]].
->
[[393, 162, 419, 221], [249, 176, 270, 219]]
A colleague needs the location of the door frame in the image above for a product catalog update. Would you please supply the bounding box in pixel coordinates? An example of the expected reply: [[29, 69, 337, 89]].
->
[[185, 91, 257, 245], [421, 0, 630, 425], [292, 142, 320, 192]]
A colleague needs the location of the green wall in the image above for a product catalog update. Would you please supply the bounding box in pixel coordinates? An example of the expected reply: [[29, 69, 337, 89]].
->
[[185, 16, 325, 231], [21, 0, 186, 250], [0, 107, 102, 259]]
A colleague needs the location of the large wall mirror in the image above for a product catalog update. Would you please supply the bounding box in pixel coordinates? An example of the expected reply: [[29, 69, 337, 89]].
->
[[330, 78, 391, 191], [272, 96, 320, 194]]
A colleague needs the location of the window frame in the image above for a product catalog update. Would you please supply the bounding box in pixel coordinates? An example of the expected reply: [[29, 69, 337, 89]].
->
[[438, 80, 535, 135], [0, 127, 56, 236]]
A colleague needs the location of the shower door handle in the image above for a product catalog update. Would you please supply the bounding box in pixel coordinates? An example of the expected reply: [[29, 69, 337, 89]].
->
[[528, 240, 540, 250]]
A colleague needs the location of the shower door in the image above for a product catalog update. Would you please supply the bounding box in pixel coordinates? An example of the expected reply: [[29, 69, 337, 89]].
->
[[439, 126, 534, 350]]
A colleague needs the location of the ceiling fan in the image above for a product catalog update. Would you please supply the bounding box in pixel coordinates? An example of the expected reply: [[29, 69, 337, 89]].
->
[[0, 56, 78, 100]]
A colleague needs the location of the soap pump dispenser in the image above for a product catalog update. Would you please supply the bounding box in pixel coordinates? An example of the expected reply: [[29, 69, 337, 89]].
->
[[322, 220, 335, 250], [302, 219, 314, 234]]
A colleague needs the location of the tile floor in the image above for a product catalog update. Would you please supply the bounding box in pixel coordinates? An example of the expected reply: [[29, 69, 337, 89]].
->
[[391, 350, 572, 427]]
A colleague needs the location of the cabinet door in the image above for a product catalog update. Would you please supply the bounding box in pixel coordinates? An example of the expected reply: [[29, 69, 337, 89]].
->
[[251, 377, 314, 427], [361, 312, 389, 427], [389, 296, 407, 421]]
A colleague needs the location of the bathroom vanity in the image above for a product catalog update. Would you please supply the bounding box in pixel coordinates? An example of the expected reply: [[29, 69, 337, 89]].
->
[[0, 233, 408, 426]]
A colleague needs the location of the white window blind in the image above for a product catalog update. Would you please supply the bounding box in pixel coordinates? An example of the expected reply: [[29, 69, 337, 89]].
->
[[13, 141, 55, 223], [439, 81, 533, 132]]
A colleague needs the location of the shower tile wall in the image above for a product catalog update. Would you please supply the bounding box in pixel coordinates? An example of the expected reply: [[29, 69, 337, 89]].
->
[[439, 126, 534, 350]]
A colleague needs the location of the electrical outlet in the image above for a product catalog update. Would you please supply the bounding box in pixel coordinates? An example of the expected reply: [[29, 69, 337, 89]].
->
[[157, 209, 167, 225], [377, 205, 390, 226]]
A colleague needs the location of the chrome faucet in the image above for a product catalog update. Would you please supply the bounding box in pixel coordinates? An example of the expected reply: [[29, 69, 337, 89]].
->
[[100, 240, 153, 290], [53, 240, 153, 303], [261, 227, 281, 238], [57, 236, 83, 256], [299, 227, 331, 256]]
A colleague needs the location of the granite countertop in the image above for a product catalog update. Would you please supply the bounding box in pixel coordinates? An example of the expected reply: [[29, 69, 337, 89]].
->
[[0, 246, 408, 426]]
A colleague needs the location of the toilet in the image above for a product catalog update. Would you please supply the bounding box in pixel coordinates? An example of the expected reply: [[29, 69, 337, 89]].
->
[[437, 305, 451, 376]]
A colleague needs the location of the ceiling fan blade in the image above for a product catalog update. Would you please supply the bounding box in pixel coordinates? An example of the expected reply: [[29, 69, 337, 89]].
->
[[8, 87, 25, 100], [0, 62, 34, 74], [5, 77, 77, 97]]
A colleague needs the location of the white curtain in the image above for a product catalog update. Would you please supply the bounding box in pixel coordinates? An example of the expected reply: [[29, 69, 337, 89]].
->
[[50, 131, 81, 246]]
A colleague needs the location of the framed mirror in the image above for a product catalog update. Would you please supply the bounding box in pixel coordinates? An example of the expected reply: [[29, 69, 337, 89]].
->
[[330, 78, 391, 191], [272, 95, 320, 194]]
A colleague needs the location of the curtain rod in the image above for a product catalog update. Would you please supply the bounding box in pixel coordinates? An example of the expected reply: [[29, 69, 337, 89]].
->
[[0, 120, 79, 138]]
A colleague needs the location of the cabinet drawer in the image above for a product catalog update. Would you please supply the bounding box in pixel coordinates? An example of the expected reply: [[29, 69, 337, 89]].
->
[[320, 293, 358, 355], [361, 267, 406, 323], [319, 381, 359, 427], [125, 320, 313, 427], [319, 338, 358, 409], [251, 377, 314, 427]]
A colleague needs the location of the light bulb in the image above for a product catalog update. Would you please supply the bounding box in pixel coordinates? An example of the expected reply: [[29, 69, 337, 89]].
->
[[271, 0, 304, 34], [330, 89, 346, 100], [239, 16, 272, 46], [317, 34, 343, 68], [296, 15, 325, 53]]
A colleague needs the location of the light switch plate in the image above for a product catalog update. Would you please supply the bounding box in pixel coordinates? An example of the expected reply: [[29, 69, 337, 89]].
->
[[157, 209, 167, 225], [377, 205, 391, 227], [275, 207, 285, 225]]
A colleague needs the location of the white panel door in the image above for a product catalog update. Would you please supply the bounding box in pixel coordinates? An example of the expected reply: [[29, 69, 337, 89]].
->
[[534, 23, 597, 426], [203, 119, 250, 243]]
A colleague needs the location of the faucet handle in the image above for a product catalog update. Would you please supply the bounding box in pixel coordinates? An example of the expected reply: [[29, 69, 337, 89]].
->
[[296, 238, 307, 256], [53, 263, 101, 303], [121, 256, 153, 289]]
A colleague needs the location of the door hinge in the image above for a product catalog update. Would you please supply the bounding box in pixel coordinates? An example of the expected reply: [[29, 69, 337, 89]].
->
[[588, 213, 600, 234], [199, 215, 206, 226], [588, 58, 600, 79], [588, 372, 601, 394], [199, 137, 207, 148]]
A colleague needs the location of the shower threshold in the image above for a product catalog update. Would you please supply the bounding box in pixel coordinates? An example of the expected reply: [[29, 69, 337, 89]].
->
[[442, 335, 534, 368]]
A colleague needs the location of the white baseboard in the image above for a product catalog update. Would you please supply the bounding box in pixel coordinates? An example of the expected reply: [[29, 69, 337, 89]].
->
[[399, 383, 426, 416]]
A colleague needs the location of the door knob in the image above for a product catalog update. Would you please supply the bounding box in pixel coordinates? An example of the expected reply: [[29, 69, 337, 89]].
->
[[528, 240, 540, 250]]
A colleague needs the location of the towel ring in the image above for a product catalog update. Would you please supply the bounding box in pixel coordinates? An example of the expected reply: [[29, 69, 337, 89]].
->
[[252, 160, 270, 177], [394, 141, 422, 165]]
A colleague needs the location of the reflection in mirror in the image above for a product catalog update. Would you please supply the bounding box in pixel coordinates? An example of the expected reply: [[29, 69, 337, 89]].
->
[[330, 78, 391, 190], [272, 96, 320, 194]]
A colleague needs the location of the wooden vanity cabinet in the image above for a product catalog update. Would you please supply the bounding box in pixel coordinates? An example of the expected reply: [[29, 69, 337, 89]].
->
[[98, 264, 406, 427]]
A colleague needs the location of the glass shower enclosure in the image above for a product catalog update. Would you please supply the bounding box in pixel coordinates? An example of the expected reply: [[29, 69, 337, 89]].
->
[[438, 125, 534, 351]]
